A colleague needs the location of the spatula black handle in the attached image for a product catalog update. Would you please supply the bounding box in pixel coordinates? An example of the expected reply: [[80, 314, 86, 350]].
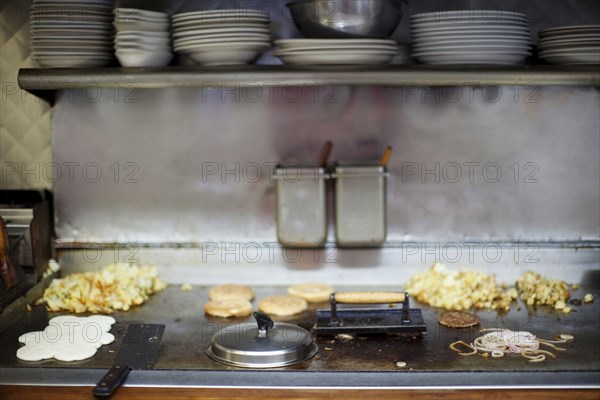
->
[[93, 364, 130, 397]]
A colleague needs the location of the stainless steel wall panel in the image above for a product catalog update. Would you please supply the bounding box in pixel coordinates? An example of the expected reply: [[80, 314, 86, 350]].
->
[[53, 86, 599, 243]]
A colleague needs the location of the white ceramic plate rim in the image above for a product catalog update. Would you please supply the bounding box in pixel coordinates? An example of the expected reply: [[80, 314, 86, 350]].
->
[[539, 43, 600, 50], [412, 25, 530, 33], [539, 48, 600, 56], [172, 21, 269, 30], [115, 49, 172, 55], [173, 23, 269, 30], [172, 19, 268, 28], [114, 8, 169, 19], [540, 25, 600, 33], [275, 45, 397, 53], [539, 33, 600, 40], [173, 27, 269, 37], [32, 47, 113, 53], [31, 24, 111, 29], [174, 39, 270, 48], [31, 20, 110, 25], [411, 10, 527, 20], [174, 33, 269, 42], [539, 36, 600, 44], [116, 31, 170, 38], [31, 36, 110, 41], [414, 38, 531, 46], [414, 44, 531, 51], [277, 54, 392, 64], [32, 59, 112, 64], [172, 10, 269, 18], [31, 13, 111, 18], [275, 39, 396, 46], [175, 41, 270, 50], [172, 13, 269, 22], [413, 50, 531, 56], [413, 31, 531, 38], [276, 49, 398, 56], [410, 20, 529, 29], [414, 36, 530, 42], [32, 3, 112, 9], [114, 16, 169, 23], [32, 52, 114, 57]]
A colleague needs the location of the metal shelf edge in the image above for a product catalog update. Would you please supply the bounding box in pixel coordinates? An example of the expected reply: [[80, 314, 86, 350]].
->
[[18, 66, 600, 100]]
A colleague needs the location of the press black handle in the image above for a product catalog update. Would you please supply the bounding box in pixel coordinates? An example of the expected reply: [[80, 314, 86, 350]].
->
[[93, 363, 130, 397], [253, 311, 274, 332]]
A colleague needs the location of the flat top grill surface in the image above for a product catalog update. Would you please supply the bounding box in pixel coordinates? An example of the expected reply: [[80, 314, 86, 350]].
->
[[1, 285, 599, 373]]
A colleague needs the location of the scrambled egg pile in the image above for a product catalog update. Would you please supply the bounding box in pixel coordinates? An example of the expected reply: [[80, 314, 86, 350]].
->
[[516, 271, 570, 308], [405, 263, 517, 311], [38, 263, 167, 313]]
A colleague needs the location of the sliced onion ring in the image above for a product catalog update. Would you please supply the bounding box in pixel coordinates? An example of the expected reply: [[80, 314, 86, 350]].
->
[[450, 341, 477, 356]]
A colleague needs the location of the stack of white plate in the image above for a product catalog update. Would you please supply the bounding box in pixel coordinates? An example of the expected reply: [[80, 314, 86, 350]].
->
[[172, 10, 271, 65], [538, 25, 600, 65], [30, 0, 114, 67], [274, 39, 398, 65], [114, 8, 173, 67], [410, 10, 533, 65]]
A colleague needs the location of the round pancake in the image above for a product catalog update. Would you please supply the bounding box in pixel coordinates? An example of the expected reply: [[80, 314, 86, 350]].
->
[[204, 299, 253, 318], [287, 283, 332, 302], [258, 295, 307, 316], [209, 284, 255, 302]]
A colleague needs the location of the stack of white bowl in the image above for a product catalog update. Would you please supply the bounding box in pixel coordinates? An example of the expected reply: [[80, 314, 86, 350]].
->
[[114, 8, 173, 67], [172, 10, 271, 66], [274, 39, 398, 65], [538, 25, 600, 65], [410, 10, 533, 65], [30, 0, 114, 67]]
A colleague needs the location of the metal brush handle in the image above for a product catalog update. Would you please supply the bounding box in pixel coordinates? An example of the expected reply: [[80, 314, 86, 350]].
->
[[333, 292, 406, 304]]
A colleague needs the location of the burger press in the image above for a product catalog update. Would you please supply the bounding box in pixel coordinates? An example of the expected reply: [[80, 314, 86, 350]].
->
[[315, 291, 427, 335]]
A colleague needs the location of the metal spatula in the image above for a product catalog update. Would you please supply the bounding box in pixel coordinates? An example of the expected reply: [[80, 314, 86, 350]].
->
[[93, 323, 165, 397]]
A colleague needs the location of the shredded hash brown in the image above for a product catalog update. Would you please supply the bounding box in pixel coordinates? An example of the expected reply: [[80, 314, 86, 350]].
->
[[405, 263, 517, 311], [39, 263, 166, 313]]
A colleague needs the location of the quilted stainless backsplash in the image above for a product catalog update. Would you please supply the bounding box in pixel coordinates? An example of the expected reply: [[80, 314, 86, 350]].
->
[[0, 0, 52, 190]]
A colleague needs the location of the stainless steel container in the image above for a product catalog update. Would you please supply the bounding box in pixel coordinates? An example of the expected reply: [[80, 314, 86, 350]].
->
[[333, 163, 388, 247], [286, 0, 407, 39], [274, 164, 329, 247]]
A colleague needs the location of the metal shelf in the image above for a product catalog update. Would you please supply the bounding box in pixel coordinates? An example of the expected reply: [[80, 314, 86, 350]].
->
[[18, 65, 600, 103]]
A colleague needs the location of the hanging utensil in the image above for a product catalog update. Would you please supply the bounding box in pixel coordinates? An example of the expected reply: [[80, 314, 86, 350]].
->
[[318, 141, 333, 168], [380, 146, 392, 168]]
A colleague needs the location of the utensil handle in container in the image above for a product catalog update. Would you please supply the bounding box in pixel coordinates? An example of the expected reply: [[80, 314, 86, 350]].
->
[[334, 291, 405, 304], [93, 364, 130, 397]]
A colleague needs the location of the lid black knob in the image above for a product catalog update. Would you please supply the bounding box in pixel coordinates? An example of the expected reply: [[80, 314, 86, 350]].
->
[[253, 311, 274, 337]]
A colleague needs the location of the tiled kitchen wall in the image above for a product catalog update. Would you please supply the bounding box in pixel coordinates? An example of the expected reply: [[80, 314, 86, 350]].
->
[[0, 0, 52, 190]]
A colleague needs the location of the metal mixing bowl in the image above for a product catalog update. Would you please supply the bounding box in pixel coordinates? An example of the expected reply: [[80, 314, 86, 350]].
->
[[286, 0, 406, 39]]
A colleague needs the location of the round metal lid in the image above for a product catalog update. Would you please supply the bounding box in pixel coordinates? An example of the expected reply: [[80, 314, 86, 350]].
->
[[207, 312, 318, 368]]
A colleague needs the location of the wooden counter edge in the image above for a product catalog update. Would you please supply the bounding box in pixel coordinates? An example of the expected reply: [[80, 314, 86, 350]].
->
[[1, 386, 599, 400]]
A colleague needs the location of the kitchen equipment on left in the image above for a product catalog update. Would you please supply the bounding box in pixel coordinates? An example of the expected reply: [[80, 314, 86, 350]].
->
[[0, 190, 53, 310]]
